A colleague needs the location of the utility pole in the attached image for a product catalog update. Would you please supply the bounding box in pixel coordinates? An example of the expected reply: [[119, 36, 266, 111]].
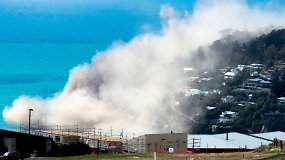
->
[[120, 128, 124, 141], [93, 128, 96, 149], [19, 124, 23, 132], [99, 128, 102, 148], [76, 125, 79, 137], [59, 125, 62, 135], [28, 108, 33, 135], [126, 134, 128, 153]]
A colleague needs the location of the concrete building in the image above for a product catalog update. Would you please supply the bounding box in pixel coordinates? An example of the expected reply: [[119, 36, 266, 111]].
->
[[128, 133, 187, 154]]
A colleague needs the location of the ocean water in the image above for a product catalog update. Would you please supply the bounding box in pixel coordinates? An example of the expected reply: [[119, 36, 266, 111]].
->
[[0, 42, 108, 128]]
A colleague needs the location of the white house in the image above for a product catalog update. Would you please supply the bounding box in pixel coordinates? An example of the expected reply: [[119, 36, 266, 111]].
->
[[277, 97, 285, 104], [224, 72, 236, 79], [221, 95, 235, 103], [219, 111, 238, 123]]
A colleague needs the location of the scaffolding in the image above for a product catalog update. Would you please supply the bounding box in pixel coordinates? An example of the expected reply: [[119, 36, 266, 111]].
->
[[18, 124, 140, 152]]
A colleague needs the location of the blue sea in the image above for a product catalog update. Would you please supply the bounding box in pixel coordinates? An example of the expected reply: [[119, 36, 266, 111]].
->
[[0, 42, 108, 129]]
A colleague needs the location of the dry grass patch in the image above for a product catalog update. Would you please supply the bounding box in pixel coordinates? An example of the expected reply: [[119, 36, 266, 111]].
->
[[31, 152, 279, 160]]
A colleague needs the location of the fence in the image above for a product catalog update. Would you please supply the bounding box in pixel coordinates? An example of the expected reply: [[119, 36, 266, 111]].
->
[[273, 138, 285, 150]]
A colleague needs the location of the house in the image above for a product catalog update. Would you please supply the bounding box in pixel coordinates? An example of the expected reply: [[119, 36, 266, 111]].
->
[[185, 89, 201, 96], [237, 65, 248, 71], [224, 72, 236, 79], [250, 64, 263, 68], [277, 97, 285, 104], [243, 78, 271, 90], [248, 78, 263, 84], [236, 101, 256, 107], [263, 111, 284, 117], [221, 96, 234, 103], [198, 78, 213, 83], [250, 71, 259, 77], [259, 80, 271, 88], [219, 111, 238, 123], [183, 67, 196, 75]]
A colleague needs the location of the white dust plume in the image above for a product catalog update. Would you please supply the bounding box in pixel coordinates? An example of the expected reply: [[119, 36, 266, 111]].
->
[[3, 0, 285, 133]]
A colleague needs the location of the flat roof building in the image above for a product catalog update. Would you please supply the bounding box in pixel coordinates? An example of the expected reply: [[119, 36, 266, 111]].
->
[[128, 131, 284, 154]]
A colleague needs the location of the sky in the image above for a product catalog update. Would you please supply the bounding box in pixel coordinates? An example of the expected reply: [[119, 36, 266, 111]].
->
[[0, 0, 284, 43], [1, 0, 285, 132], [0, 0, 195, 43]]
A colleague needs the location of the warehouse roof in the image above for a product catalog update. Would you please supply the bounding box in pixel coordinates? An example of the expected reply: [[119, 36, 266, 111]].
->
[[187, 132, 271, 149], [251, 131, 285, 141]]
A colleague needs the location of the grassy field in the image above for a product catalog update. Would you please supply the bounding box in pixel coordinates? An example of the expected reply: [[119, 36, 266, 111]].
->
[[31, 151, 285, 160]]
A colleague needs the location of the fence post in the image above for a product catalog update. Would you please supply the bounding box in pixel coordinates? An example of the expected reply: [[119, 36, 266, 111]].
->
[[273, 138, 276, 147]]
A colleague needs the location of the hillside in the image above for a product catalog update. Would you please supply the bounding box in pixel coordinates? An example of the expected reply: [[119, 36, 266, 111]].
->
[[180, 29, 285, 134]]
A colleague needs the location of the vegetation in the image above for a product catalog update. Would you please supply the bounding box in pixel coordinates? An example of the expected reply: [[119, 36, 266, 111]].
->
[[186, 29, 285, 134], [195, 29, 285, 69], [255, 145, 285, 154], [47, 142, 91, 157]]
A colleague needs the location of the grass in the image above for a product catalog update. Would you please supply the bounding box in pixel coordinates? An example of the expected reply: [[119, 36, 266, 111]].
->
[[31, 151, 284, 160]]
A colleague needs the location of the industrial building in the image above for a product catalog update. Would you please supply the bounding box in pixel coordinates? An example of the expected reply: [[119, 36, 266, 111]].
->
[[36, 129, 125, 154], [252, 131, 285, 140], [187, 132, 273, 153], [127, 131, 285, 154], [128, 133, 187, 154], [0, 129, 53, 156], [2, 125, 284, 155]]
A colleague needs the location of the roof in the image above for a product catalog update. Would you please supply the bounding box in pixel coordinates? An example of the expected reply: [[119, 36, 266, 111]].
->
[[0, 129, 51, 140], [222, 111, 237, 115], [206, 106, 216, 110], [251, 63, 262, 66], [260, 80, 271, 84], [277, 97, 285, 100], [249, 78, 263, 82], [187, 132, 271, 149], [184, 67, 195, 71], [224, 72, 235, 76], [252, 131, 285, 141], [185, 89, 201, 96]]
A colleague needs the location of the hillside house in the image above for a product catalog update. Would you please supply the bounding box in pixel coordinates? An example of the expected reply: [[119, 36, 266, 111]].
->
[[277, 97, 285, 104], [224, 72, 236, 79], [221, 96, 234, 103], [219, 111, 238, 123], [236, 101, 256, 107]]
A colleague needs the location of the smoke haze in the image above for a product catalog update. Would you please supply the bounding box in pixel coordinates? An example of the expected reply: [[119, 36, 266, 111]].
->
[[3, 0, 285, 133]]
